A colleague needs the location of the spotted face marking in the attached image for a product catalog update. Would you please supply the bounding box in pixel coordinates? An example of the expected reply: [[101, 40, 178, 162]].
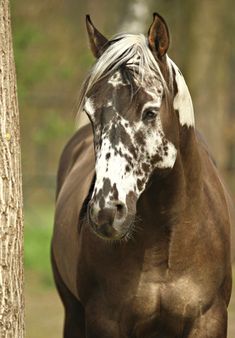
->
[[85, 62, 177, 225]]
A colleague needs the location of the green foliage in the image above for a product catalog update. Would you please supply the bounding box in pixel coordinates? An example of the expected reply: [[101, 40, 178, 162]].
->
[[33, 110, 74, 146], [13, 24, 42, 99], [24, 205, 54, 287], [14, 24, 41, 50]]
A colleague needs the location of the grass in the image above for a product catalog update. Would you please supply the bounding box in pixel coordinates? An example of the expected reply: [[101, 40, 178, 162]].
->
[[24, 203, 55, 287], [24, 203, 64, 337]]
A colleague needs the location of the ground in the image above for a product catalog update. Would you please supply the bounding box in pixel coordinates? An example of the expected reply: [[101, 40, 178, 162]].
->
[[25, 271, 63, 338]]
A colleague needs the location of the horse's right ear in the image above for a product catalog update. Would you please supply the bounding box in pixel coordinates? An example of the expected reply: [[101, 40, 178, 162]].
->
[[86, 15, 109, 58], [148, 13, 170, 60]]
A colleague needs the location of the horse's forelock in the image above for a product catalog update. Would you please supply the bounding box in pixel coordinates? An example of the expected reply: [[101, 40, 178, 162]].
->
[[77, 33, 169, 120]]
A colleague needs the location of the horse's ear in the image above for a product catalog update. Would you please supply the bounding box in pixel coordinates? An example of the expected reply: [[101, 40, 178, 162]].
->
[[86, 15, 109, 58], [148, 13, 170, 59]]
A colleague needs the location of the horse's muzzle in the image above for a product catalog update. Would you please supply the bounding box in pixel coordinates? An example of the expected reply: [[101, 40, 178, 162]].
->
[[88, 200, 130, 240]]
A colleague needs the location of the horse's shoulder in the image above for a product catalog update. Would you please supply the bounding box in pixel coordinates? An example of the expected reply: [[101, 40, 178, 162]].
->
[[53, 123, 95, 298]]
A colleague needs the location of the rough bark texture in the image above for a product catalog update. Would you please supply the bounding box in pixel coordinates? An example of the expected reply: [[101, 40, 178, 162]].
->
[[0, 0, 24, 337]]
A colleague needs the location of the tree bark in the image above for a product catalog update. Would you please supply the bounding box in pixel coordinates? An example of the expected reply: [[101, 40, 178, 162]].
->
[[0, 0, 24, 337]]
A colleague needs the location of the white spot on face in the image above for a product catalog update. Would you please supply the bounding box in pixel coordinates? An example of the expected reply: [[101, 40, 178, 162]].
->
[[106, 100, 112, 107], [108, 70, 124, 87], [158, 142, 177, 169], [170, 59, 195, 127]]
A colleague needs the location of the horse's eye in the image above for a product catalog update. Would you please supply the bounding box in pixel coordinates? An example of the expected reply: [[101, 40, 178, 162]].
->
[[142, 109, 158, 122]]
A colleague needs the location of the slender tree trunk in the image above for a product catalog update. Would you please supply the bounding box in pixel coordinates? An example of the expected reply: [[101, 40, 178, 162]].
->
[[0, 0, 24, 337]]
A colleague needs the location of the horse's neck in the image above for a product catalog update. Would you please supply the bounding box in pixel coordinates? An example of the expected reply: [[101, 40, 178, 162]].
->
[[179, 127, 202, 200], [139, 127, 202, 227]]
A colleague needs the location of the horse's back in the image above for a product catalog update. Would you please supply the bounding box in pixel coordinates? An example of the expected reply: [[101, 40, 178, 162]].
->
[[52, 123, 95, 298]]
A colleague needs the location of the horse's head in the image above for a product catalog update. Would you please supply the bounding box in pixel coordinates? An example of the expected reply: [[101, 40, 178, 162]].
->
[[80, 14, 194, 240]]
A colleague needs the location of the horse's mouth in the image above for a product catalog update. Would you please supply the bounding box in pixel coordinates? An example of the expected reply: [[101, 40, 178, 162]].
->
[[89, 214, 136, 242]]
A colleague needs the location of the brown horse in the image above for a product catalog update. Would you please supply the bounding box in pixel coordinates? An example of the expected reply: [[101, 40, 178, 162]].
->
[[52, 13, 232, 338]]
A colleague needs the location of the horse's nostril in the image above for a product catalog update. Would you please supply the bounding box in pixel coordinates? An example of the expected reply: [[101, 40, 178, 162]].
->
[[113, 201, 127, 219], [88, 199, 127, 231], [116, 203, 123, 212]]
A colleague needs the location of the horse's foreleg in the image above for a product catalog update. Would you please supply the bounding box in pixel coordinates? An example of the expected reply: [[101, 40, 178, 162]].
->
[[185, 298, 227, 338], [51, 250, 86, 338]]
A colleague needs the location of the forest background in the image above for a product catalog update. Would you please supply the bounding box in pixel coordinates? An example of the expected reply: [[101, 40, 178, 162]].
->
[[10, 0, 235, 337]]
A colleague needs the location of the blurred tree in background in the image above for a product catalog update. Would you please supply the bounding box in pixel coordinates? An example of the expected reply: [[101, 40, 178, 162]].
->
[[9, 0, 235, 336]]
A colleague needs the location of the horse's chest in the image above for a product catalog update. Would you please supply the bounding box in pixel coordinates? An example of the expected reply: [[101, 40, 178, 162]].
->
[[82, 259, 209, 337], [80, 241, 208, 337], [121, 275, 206, 336]]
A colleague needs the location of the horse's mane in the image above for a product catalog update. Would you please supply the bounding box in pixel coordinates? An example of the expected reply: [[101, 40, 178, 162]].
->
[[77, 33, 195, 128], [77, 33, 172, 119]]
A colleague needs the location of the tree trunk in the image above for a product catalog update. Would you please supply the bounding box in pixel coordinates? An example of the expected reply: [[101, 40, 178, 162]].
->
[[0, 0, 24, 337]]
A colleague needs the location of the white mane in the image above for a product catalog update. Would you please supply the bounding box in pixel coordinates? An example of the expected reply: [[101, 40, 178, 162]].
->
[[168, 58, 195, 127], [77, 33, 195, 128]]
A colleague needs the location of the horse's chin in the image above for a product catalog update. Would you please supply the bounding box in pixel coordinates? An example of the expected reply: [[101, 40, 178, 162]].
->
[[90, 213, 136, 242]]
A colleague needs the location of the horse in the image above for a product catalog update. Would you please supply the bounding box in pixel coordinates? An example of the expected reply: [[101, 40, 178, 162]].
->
[[51, 13, 233, 338]]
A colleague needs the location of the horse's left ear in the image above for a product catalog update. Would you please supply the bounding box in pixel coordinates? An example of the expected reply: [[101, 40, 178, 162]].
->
[[148, 13, 170, 59], [86, 15, 109, 58]]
